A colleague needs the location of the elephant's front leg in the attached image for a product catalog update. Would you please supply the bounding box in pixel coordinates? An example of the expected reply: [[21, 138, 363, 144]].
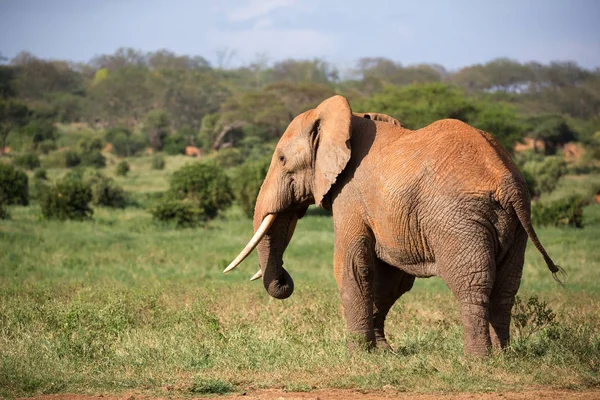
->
[[335, 231, 377, 351], [373, 261, 415, 351]]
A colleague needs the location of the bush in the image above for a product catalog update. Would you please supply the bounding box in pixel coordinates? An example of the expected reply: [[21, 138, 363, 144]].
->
[[151, 162, 233, 226], [233, 158, 270, 217], [65, 150, 82, 168], [40, 175, 93, 220], [14, 152, 40, 170], [78, 136, 104, 153], [531, 196, 586, 228], [80, 150, 106, 168], [38, 139, 57, 154], [213, 147, 244, 168], [85, 171, 127, 208], [105, 127, 146, 157], [150, 198, 205, 228], [151, 155, 166, 170], [33, 168, 47, 180], [0, 204, 9, 219], [0, 163, 29, 206], [163, 133, 187, 155], [21, 118, 57, 147], [116, 160, 130, 176], [521, 156, 567, 197]]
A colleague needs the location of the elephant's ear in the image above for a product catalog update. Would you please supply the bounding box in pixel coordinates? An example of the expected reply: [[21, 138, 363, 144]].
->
[[313, 95, 352, 208]]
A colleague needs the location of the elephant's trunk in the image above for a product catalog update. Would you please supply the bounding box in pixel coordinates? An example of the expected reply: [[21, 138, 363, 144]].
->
[[256, 212, 297, 299]]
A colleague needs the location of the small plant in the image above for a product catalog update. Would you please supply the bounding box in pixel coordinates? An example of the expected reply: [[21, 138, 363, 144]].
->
[[151, 155, 166, 170], [14, 152, 40, 170], [80, 150, 106, 168], [65, 150, 82, 168], [512, 294, 556, 340], [86, 171, 127, 208], [40, 175, 93, 220], [0, 162, 29, 206], [116, 160, 130, 176], [188, 377, 234, 395], [531, 196, 586, 228]]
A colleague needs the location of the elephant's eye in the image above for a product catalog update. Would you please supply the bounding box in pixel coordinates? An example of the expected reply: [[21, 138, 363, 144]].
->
[[278, 154, 285, 164]]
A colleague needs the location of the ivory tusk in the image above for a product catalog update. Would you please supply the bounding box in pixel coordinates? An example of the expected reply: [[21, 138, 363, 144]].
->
[[249, 269, 262, 281], [223, 214, 277, 273]]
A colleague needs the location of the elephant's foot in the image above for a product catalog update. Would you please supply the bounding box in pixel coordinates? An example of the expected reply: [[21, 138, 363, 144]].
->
[[461, 303, 492, 357], [347, 332, 376, 352], [374, 329, 395, 352]]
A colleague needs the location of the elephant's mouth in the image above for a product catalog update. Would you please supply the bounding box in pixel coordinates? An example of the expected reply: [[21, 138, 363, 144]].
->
[[223, 207, 306, 279]]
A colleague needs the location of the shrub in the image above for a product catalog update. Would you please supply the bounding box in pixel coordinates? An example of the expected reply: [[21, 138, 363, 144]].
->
[[80, 150, 106, 168], [512, 295, 556, 340], [40, 175, 93, 220], [163, 133, 187, 155], [150, 198, 205, 228], [21, 118, 57, 147], [531, 196, 586, 228], [14, 152, 40, 170], [65, 150, 82, 168], [116, 160, 130, 176], [33, 168, 47, 180], [86, 171, 127, 208], [0, 163, 29, 206], [233, 158, 270, 217], [521, 156, 567, 197], [78, 136, 104, 153], [0, 204, 9, 219], [213, 147, 244, 168], [105, 127, 146, 157], [151, 162, 233, 226], [38, 139, 57, 154], [151, 155, 166, 170]]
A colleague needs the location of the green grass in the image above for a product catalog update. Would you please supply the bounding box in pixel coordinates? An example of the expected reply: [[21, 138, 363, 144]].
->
[[1, 168, 600, 398]]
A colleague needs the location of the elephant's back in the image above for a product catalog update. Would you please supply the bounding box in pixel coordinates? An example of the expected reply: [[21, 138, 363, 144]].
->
[[396, 119, 520, 196]]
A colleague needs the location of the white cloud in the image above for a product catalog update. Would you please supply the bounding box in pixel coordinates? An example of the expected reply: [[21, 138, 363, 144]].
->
[[228, 0, 297, 22]]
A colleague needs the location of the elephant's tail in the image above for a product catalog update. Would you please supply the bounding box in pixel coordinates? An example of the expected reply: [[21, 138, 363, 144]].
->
[[511, 191, 566, 286]]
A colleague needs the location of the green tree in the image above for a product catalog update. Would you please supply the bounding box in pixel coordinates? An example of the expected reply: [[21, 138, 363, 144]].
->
[[0, 99, 30, 153], [528, 115, 577, 155], [357, 83, 476, 129], [143, 109, 170, 151]]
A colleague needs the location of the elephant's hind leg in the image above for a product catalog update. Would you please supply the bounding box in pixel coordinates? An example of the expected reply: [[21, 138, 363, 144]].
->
[[441, 233, 496, 356], [373, 260, 415, 350], [489, 226, 527, 351]]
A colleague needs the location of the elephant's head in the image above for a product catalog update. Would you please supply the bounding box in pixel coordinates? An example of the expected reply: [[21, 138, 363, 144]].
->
[[224, 96, 398, 299]]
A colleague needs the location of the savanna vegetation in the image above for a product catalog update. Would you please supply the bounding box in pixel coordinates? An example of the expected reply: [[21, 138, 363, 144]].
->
[[1, 50, 599, 398]]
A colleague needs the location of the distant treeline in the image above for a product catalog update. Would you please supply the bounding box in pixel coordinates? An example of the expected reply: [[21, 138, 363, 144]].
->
[[1, 48, 599, 158]]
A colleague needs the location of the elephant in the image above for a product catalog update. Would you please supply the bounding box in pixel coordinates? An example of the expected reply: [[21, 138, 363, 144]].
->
[[224, 95, 563, 356]]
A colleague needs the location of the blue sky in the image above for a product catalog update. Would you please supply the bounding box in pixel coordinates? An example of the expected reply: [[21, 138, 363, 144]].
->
[[1, 0, 599, 71]]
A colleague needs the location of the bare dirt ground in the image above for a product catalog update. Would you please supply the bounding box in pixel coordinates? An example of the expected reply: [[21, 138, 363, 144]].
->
[[24, 389, 600, 400]]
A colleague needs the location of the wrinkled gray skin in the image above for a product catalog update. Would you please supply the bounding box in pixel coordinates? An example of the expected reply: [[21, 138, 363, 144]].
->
[[250, 95, 561, 356]]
